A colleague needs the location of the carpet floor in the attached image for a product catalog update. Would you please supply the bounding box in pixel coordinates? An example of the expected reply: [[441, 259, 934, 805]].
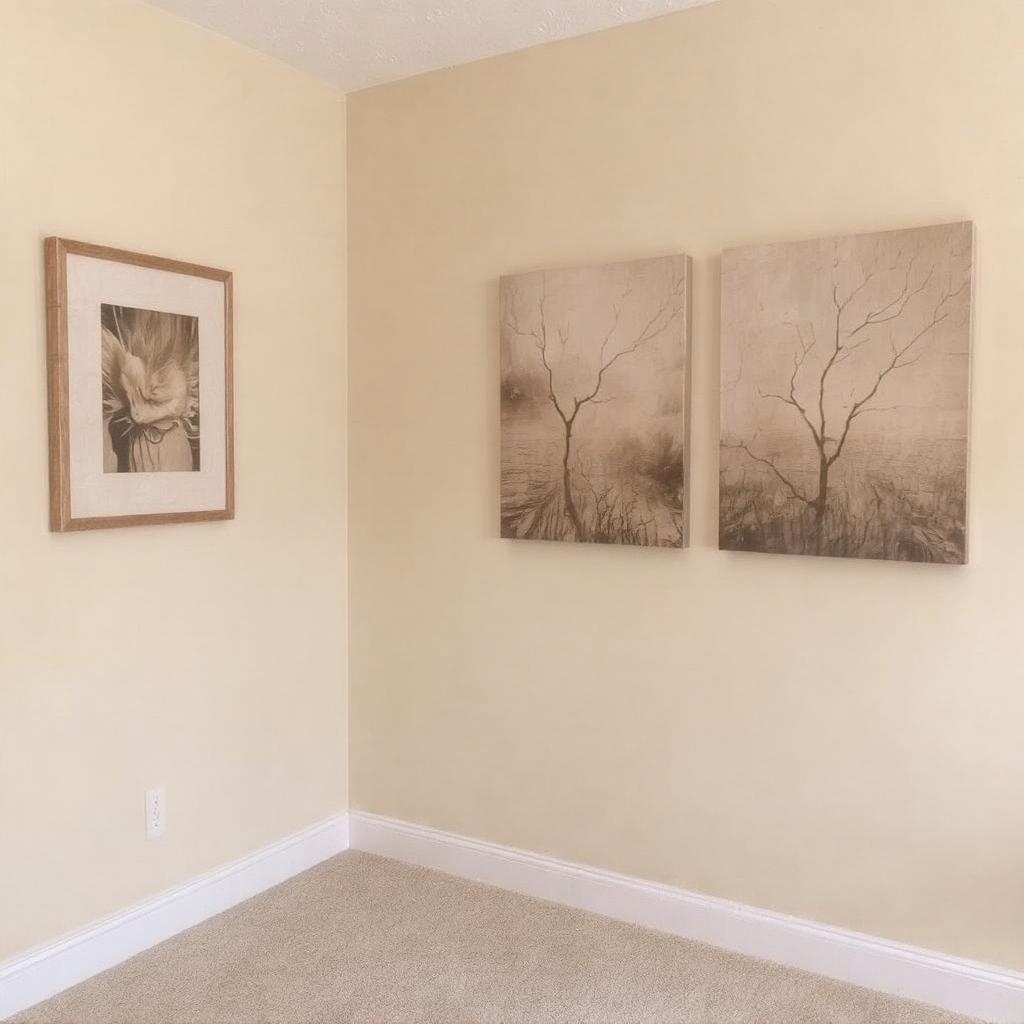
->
[[13, 851, 977, 1024]]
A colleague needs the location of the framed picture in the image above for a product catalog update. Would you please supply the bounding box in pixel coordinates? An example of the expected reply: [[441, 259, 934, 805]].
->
[[501, 254, 691, 548], [45, 238, 234, 531]]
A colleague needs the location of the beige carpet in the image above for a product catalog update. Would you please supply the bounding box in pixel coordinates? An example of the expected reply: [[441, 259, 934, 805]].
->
[[14, 852, 977, 1024]]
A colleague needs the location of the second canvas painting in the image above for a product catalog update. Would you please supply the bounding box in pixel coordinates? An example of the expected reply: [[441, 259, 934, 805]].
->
[[719, 222, 973, 563], [501, 255, 691, 547]]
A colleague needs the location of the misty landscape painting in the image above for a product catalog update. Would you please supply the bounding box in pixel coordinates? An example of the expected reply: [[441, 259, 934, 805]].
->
[[720, 222, 973, 563], [501, 255, 691, 547]]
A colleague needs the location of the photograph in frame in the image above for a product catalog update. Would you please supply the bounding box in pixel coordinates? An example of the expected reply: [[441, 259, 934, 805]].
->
[[46, 238, 234, 531]]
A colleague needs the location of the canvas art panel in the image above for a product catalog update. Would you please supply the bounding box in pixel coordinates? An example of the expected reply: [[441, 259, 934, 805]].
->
[[46, 238, 234, 531], [719, 221, 973, 563], [501, 254, 691, 548]]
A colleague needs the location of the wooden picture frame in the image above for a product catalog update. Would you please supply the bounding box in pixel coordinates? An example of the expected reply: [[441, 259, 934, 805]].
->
[[46, 238, 234, 531]]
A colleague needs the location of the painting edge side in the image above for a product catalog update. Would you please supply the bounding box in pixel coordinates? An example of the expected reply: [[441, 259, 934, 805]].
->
[[45, 237, 72, 532]]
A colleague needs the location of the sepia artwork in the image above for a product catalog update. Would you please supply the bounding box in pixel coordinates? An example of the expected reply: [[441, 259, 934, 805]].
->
[[46, 238, 233, 531], [720, 221, 973, 563], [101, 304, 200, 474], [501, 255, 691, 547]]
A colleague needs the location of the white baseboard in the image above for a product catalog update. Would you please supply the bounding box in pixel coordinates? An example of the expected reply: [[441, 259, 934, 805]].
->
[[0, 812, 349, 1021], [349, 810, 1024, 1024], [5, 809, 1021, 1024]]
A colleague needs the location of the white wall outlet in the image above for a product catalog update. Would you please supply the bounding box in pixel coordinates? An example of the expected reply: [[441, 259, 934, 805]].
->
[[145, 786, 166, 839]]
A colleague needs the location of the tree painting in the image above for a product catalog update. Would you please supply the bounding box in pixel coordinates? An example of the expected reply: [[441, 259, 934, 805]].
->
[[720, 222, 973, 563], [501, 255, 691, 547]]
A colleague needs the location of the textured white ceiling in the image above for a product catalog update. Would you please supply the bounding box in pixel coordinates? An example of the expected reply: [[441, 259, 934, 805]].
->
[[146, 0, 719, 92]]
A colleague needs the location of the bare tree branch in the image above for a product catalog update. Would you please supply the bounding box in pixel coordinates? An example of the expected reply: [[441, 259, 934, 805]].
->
[[504, 273, 577, 426], [828, 277, 968, 466], [816, 256, 940, 449], [847, 260, 934, 336], [574, 271, 685, 415], [759, 322, 821, 445], [724, 440, 813, 505]]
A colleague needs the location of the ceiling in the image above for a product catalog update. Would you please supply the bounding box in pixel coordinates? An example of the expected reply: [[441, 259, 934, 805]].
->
[[146, 0, 719, 93]]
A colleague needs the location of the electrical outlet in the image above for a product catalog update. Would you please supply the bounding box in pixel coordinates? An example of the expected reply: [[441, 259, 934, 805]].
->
[[145, 786, 166, 839]]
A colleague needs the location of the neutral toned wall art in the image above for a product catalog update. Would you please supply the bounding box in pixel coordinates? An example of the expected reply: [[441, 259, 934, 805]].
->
[[46, 238, 234, 531], [501, 255, 691, 547], [720, 221, 973, 563]]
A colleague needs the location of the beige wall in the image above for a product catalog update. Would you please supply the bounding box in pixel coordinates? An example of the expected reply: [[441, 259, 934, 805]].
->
[[348, 0, 1024, 970], [0, 1, 347, 959]]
